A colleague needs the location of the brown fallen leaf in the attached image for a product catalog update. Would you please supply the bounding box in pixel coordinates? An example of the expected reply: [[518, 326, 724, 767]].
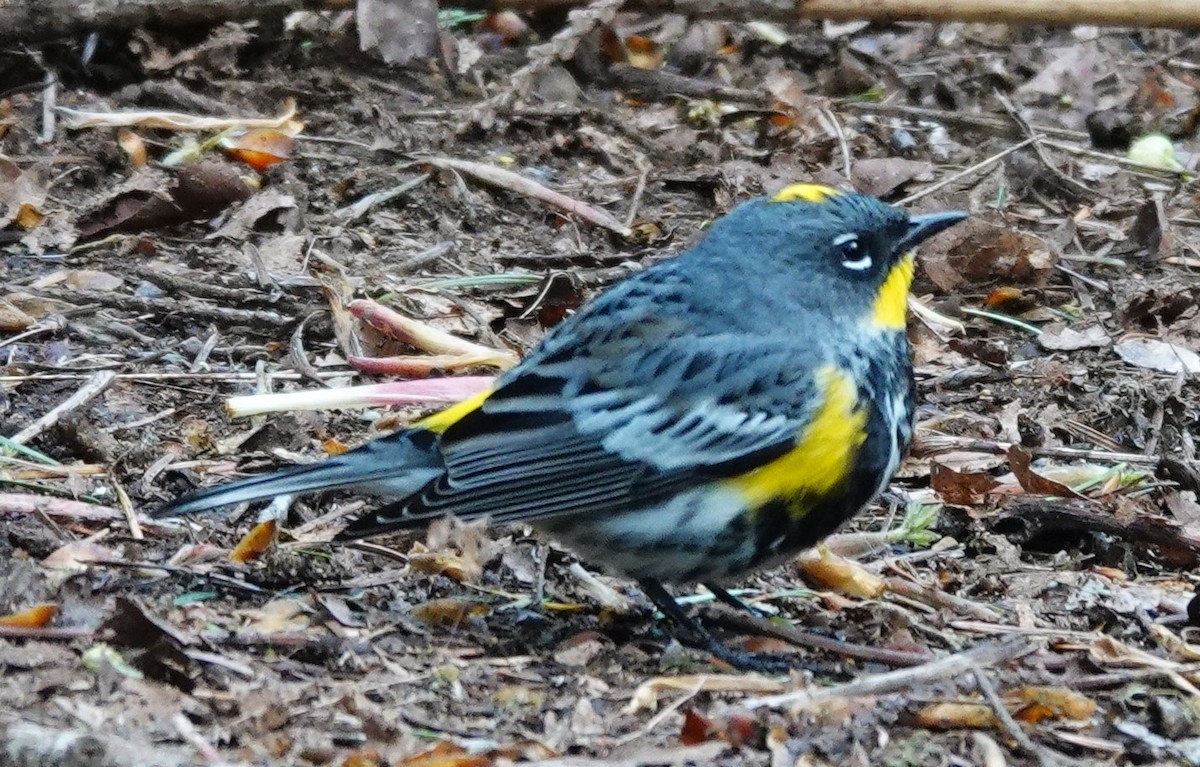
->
[[680, 708, 760, 747], [553, 631, 610, 667], [1007, 446, 1088, 500], [931, 463, 1000, 506], [851, 157, 933, 198], [0, 159, 50, 230], [410, 597, 490, 628], [407, 547, 479, 584], [76, 161, 254, 240], [920, 217, 1058, 292], [627, 674, 786, 713]]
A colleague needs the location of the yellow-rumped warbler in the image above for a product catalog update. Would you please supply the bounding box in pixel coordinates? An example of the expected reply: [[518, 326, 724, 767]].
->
[[158, 184, 966, 669]]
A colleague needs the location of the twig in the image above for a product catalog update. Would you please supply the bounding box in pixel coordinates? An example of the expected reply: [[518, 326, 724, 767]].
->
[[9, 371, 116, 445], [422, 156, 632, 237], [742, 634, 1032, 709], [612, 678, 705, 748], [23, 287, 297, 329], [0, 625, 95, 640], [705, 605, 934, 667], [822, 105, 852, 180], [899, 136, 1039, 205], [38, 70, 56, 144], [973, 667, 1067, 767], [468, 0, 624, 128], [995, 92, 1093, 199], [884, 576, 1005, 622], [843, 102, 1087, 140], [916, 434, 1196, 468]]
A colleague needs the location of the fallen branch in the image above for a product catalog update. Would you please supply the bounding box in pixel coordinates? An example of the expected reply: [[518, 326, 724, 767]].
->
[[993, 499, 1200, 560], [5, 0, 1199, 47], [484, 0, 1200, 28], [741, 634, 1033, 710]]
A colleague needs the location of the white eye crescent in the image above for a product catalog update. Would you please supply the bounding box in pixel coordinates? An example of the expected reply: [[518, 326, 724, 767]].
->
[[834, 233, 871, 271]]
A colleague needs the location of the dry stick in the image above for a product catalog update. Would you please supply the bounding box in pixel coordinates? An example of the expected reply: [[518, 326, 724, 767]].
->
[[7, 0, 1200, 46], [0, 625, 95, 640], [845, 102, 1087, 141], [0, 371, 350, 384], [0, 493, 125, 521], [23, 288, 298, 329], [995, 92, 1095, 198], [705, 605, 934, 667], [899, 136, 1040, 205], [917, 433, 1195, 468], [486, 0, 1200, 27], [423, 156, 632, 237], [742, 634, 1032, 709], [973, 667, 1069, 767], [9, 371, 116, 445]]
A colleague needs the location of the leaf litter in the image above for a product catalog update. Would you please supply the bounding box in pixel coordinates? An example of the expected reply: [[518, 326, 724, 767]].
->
[[1, 9, 1200, 767]]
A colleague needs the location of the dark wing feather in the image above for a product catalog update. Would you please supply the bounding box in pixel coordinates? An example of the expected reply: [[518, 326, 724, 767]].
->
[[352, 332, 825, 533]]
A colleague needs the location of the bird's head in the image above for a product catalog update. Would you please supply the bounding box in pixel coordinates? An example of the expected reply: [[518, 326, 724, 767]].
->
[[696, 184, 967, 331]]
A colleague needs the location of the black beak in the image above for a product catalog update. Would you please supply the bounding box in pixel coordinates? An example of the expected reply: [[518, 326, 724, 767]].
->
[[897, 210, 969, 253]]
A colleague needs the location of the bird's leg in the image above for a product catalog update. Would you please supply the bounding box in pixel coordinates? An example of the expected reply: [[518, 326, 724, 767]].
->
[[703, 582, 764, 616], [638, 579, 794, 674]]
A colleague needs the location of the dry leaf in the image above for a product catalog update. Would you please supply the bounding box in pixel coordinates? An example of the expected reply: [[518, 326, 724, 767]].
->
[[553, 631, 609, 667], [1038, 324, 1111, 351], [0, 159, 50, 230], [626, 674, 785, 712], [241, 598, 310, 634], [0, 603, 58, 628], [410, 597, 490, 628], [930, 463, 1000, 506], [220, 127, 297, 170], [1007, 686, 1098, 723], [912, 701, 996, 730], [229, 519, 277, 563], [399, 741, 491, 767], [77, 161, 254, 240], [1114, 338, 1200, 375], [1007, 446, 1087, 499], [117, 129, 147, 168], [920, 218, 1058, 292], [796, 548, 884, 598]]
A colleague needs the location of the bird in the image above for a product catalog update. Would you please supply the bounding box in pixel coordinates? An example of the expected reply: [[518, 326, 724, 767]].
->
[[157, 184, 967, 670]]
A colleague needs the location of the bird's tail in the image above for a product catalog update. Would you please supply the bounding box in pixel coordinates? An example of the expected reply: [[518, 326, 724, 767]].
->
[[154, 429, 444, 518]]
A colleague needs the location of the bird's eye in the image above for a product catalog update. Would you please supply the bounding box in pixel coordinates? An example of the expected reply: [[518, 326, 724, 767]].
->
[[834, 233, 871, 271]]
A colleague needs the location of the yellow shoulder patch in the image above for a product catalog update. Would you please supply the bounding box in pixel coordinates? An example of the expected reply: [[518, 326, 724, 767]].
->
[[871, 253, 916, 330], [415, 389, 492, 433], [724, 366, 865, 516], [770, 183, 842, 204]]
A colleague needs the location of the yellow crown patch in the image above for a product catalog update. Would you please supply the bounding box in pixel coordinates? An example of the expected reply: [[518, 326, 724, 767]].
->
[[770, 183, 843, 204]]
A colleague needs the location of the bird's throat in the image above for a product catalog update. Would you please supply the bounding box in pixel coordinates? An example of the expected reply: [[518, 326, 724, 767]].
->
[[871, 253, 916, 330]]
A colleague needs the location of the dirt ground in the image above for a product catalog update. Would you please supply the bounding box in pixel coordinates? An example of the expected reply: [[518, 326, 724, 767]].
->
[[2, 8, 1200, 767]]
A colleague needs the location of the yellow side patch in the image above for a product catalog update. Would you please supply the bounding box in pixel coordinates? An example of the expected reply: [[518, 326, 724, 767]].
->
[[415, 389, 492, 433], [725, 367, 865, 516], [871, 253, 916, 330], [770, 183, 842, 204]]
